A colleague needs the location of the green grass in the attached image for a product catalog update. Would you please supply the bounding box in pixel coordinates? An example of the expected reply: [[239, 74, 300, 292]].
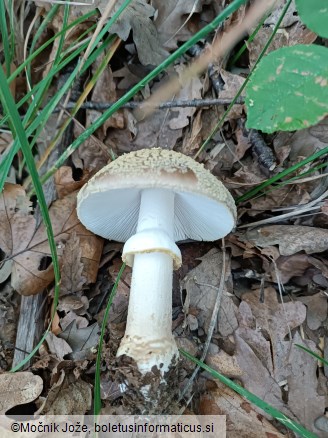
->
[[180, 350, 317, 438], [1, 0, 324, 433]]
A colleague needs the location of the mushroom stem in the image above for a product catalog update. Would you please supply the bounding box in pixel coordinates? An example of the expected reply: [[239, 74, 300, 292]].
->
[[117, 189, 180, 374], [137, 188, 175, 236]]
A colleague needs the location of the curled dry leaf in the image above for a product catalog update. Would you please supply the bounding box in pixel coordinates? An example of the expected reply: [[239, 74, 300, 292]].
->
[[0, 371, 43, 414], [0, 185, 103, 296], [152, 0, 206, 50], [106, 0, 167, 65], [242, 225, 328, 256]]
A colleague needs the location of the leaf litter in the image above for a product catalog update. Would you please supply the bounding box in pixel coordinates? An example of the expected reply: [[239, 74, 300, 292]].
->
[[0, 1, 327, 436]]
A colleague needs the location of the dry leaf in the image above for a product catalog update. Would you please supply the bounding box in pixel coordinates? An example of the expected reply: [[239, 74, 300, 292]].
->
[[181, 249, 237, 335], [46, 332, 72, 361], [242, 288, 306, 382], [60, 232, 86, 295], [288, 333, 326, 437], [236, 301, 274, 375], [0, 187, 102, 296], [54, 166, 89, 199], [299, 293, 328, 331], [72, 123, 111, 171], [153, 0, 206, 50], [58, 320, 99, 360], [36, 369, 91, 415], [88, 62, 124, 136], [0, 372, 43, 414], [274, 127, 328, 163], [269, 254, 312, 283], [168, 65, 202, 130], [243, 225, 328, 256], [199, 380, 285, 437], [106, 0, 167, 65], [0, 183, 38, 288], [309, 116, 328, 143], [57, 295, 89, 315]]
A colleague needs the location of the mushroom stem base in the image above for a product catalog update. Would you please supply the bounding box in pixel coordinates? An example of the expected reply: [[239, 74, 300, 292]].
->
[[113, 354, 180, 414], [117, 251, 178, 374]]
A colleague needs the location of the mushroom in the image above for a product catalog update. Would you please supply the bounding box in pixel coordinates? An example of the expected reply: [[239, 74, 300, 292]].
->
[[77, 148, 236, 382]]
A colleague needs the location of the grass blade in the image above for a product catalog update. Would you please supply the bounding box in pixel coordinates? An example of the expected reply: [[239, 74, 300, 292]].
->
[[180, 349, 317, 438], [94, 263, 126, 415], [36, 0, 250, 187], [0, 64, 60, 370]]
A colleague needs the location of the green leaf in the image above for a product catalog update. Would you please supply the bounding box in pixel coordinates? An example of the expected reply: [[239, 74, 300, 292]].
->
[[246, 44, 328, 133], [296, 0, 328, 38]]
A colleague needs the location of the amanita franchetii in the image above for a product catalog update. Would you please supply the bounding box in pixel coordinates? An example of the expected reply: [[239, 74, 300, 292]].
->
[[77, 148, 236, 378]]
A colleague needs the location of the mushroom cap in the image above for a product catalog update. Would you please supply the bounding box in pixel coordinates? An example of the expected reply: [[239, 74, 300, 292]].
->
[[77, 148, 237, 242]]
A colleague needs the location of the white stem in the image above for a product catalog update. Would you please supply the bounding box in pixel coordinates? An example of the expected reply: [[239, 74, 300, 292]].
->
[[117, 189, 179, 374], [136, 188, 175, 237]]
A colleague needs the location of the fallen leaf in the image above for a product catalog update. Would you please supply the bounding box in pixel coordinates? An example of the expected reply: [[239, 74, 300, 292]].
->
[[199, 380, 286, 437], [153, 0, 206, 50], [106, 0, 167, 65], [242, 288, 306, 382], [168, 65, 202, 130], [309, 116, 328, 143], [249, 22, 316, 68], [287, 333, 326, 437], [269, 253, 311, 283], [242, 225, 328, 256], [60, 311, 89, 331], [88, 62, 124, 136], [58, 320, 99, 360], [299, 293, 328, 331], [0, 372, 43, 414], [233, 331, 294, 416], [54, 166, 89, 199], [46, 332, 72, 361], [236, 301, 274, 376], [72, 123, 111, 171], [264, 0, 298, 27], [0, 188, 103, 296], [36, 369, 91, 415], [181, 249, 237, 336], [60, 232, 86, 296], [57, 295, 89, 315]]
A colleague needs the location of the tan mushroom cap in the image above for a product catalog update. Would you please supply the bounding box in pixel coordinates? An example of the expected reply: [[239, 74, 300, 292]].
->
[[77, 148, 237, 242]]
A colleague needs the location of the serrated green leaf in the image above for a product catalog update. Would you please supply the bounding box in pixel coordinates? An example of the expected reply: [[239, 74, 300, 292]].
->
[[246, 44, 328, 133], [296, 0, 328, 38]]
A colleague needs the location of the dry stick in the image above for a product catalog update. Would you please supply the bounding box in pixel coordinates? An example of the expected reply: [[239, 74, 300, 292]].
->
[[12, 293, 47, 369], [59, 97, 245, 111], [238, 188, 328, 229], [135, 0, 280, 121], [179, 240, 227, 400]]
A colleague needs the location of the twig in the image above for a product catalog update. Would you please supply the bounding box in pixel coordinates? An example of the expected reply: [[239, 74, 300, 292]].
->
[[135, 0, 280, 121], [179, 240, 227, 400], [56, 97, 245, 112], [238, 188, 328, 228]]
